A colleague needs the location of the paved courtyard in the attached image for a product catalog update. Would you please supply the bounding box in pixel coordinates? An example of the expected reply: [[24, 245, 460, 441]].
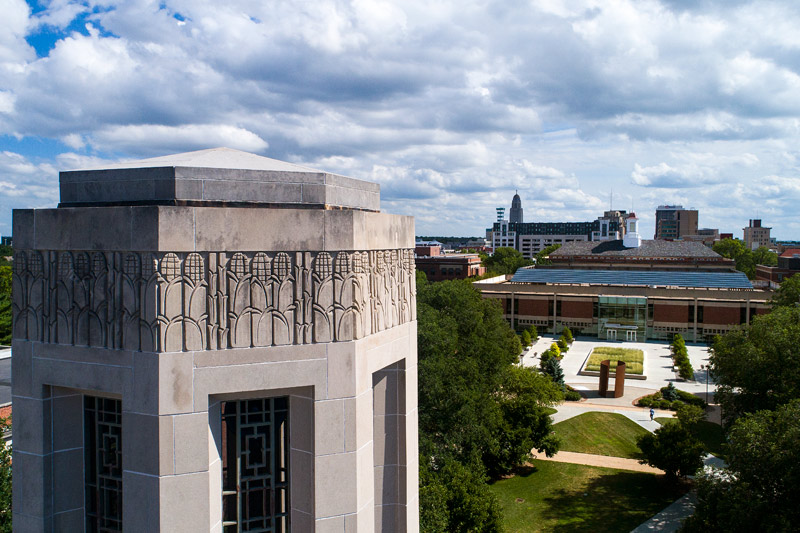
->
[[522, 334, 716, 406]]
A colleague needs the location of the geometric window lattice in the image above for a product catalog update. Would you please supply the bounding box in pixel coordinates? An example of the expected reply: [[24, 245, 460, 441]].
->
[[123, 253, 140, 278], [274, 253, 291, 281], [92, 252, 107, 277], [29, 251, 43, 277], [185, 253, 204, 284], [58, 252, 75, 281], [12, 251, 25, 275], [230, 253, 248, 277], [221, 397, 289, 533], [251, 253, 271, 284], [75, 252, 91, 278], [334, 251, 351, 274], [160, 253, 181, 281], [314, 252, 332, 279], [85, 396, 123, 533]]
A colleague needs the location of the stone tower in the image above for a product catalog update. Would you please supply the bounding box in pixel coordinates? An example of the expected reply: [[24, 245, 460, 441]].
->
[[509, 192, 523, 223], [11, 148, 419, 532]]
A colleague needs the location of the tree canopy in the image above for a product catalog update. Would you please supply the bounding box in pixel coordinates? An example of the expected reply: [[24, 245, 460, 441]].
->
[[771, 273, 800, 308], [683, 401, 800, 532], [533, 243, 561, 266], [481, 247, 533, 275], [0, 266, 11, 345], [416, 272, 562, 531], [710, 306, 800, 424], [712, 239, 776, 280]]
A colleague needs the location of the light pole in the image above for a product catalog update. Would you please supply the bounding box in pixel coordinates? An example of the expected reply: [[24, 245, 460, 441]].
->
[[700, 364, 710, 405]]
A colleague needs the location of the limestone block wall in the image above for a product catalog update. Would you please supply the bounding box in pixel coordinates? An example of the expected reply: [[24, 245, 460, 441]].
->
[[12, 203, 419, 532]]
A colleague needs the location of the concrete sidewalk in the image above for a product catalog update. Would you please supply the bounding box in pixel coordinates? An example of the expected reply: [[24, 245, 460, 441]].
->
[[631, 492, 697, 532]]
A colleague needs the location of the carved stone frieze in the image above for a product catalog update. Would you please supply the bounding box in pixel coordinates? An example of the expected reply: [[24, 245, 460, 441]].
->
[[11, 249, 416, 352]]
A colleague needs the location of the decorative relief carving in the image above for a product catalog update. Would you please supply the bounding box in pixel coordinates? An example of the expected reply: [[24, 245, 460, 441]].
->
[[12, 249, 416, 352]]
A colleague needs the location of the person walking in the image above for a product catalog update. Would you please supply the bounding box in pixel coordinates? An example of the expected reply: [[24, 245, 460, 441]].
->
[[649, 407, 655, 421]]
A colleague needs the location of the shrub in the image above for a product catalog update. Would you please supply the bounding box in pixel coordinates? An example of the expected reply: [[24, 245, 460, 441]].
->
[[565, 390, 582, 401], [527, 324, 538, 341], [679, 361, 695, 380], [658, 399, 671, 410], [562, 326, 573, 343], [521, 330, 532, 347], [662, 382, 679, 401], [637, 422, 704, 479], [676, 389, 707, 408], [638, 397, 652, 407], [557, 336, 569, 352], [549, 343, 561, 359], [671, 400, 683, 410], [676, 403, 706, 430]]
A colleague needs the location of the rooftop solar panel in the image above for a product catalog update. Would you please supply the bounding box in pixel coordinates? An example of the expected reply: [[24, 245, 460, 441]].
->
[[509, 268, 753, 289]]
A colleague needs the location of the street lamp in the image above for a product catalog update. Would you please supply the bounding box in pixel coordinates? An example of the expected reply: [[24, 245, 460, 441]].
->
[[700, 364, 710, 405]]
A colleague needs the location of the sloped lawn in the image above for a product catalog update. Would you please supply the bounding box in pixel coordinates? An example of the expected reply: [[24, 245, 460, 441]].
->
[[552, 412, 650, 459], [490, 461, 688, 532]]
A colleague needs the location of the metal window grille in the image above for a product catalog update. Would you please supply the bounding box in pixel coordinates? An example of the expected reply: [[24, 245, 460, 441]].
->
[[222, 397, 290, 532], [84, 396, 123, 533]]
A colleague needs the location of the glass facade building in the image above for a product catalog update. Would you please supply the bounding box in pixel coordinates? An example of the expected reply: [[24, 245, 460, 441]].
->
[[597, 296, 648, 341]]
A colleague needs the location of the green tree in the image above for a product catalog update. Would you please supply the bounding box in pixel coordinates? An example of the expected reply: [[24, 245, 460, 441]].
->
[[676, 403, 706, 432], [482, 247, 533, 275], [417, 275, 561, 530], [541, 356, 565, 389], [521, 330, 532, 347], [637, 422, 704, 480], [533, 243, 561, 266], [771, 274, 800, 308], [752, 246, 777, 267], [683, 401, 800, 532], [0, 266, 11, 345], [713, 238, 756, 279], [710, 306, 800, 424], [420, 457, 502, 533], [562, 325, 573, 343], [0, 418, 10, 532], [556, 336, 568, 353], [527, 324, 538, 341]]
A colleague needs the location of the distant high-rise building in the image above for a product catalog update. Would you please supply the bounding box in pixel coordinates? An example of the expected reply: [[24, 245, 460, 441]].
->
[[744, 219, 772, 250], [654, 205, 698, 240], [510, 192, 523, 223]]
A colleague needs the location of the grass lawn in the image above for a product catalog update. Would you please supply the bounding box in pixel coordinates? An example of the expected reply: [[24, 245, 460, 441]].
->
[[584, 346, 644, 374], [489, 461, 688, 533], [552, 412, 650, 459], [544, 407, 557, 416], [656, 417, 726, 458]]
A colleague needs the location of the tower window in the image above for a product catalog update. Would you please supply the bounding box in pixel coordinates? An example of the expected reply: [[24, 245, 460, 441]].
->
[[222, 397, 290, 532], [85, 396, 123, 533]]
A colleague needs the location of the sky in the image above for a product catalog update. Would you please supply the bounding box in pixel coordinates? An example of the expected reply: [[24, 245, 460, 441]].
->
[[1, 0, 800, 240]]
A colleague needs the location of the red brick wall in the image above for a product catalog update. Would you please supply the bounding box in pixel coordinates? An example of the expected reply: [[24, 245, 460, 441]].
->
[[518, 298, 549, 316], [702, 306, 739, 325], [654, 303, 690, 323], [560, 300, 593, 319]]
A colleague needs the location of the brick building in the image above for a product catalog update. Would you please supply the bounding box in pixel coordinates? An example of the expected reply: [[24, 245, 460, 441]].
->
[[756, 248, 800, 284], [415, 243, 485, 281], [476, 228, 771, 343]]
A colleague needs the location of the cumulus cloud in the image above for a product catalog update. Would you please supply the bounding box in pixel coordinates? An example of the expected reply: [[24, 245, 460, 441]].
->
[[631, 162, 723, 188], [1, 0, 800, 237]]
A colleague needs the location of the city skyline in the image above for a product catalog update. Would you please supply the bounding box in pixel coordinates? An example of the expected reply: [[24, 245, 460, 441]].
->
[[2, 0, 800, 239]]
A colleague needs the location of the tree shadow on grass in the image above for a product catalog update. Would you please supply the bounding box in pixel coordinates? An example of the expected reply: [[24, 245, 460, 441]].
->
[[538, 471, 689, 533]]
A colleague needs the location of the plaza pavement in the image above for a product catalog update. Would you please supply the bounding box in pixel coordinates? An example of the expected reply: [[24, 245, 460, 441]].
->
[[522, 334, 717, 407], [519, 335, 724, 531]]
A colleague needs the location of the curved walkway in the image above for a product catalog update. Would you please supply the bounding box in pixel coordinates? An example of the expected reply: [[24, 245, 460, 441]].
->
[[533, 450, 663, 474]]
